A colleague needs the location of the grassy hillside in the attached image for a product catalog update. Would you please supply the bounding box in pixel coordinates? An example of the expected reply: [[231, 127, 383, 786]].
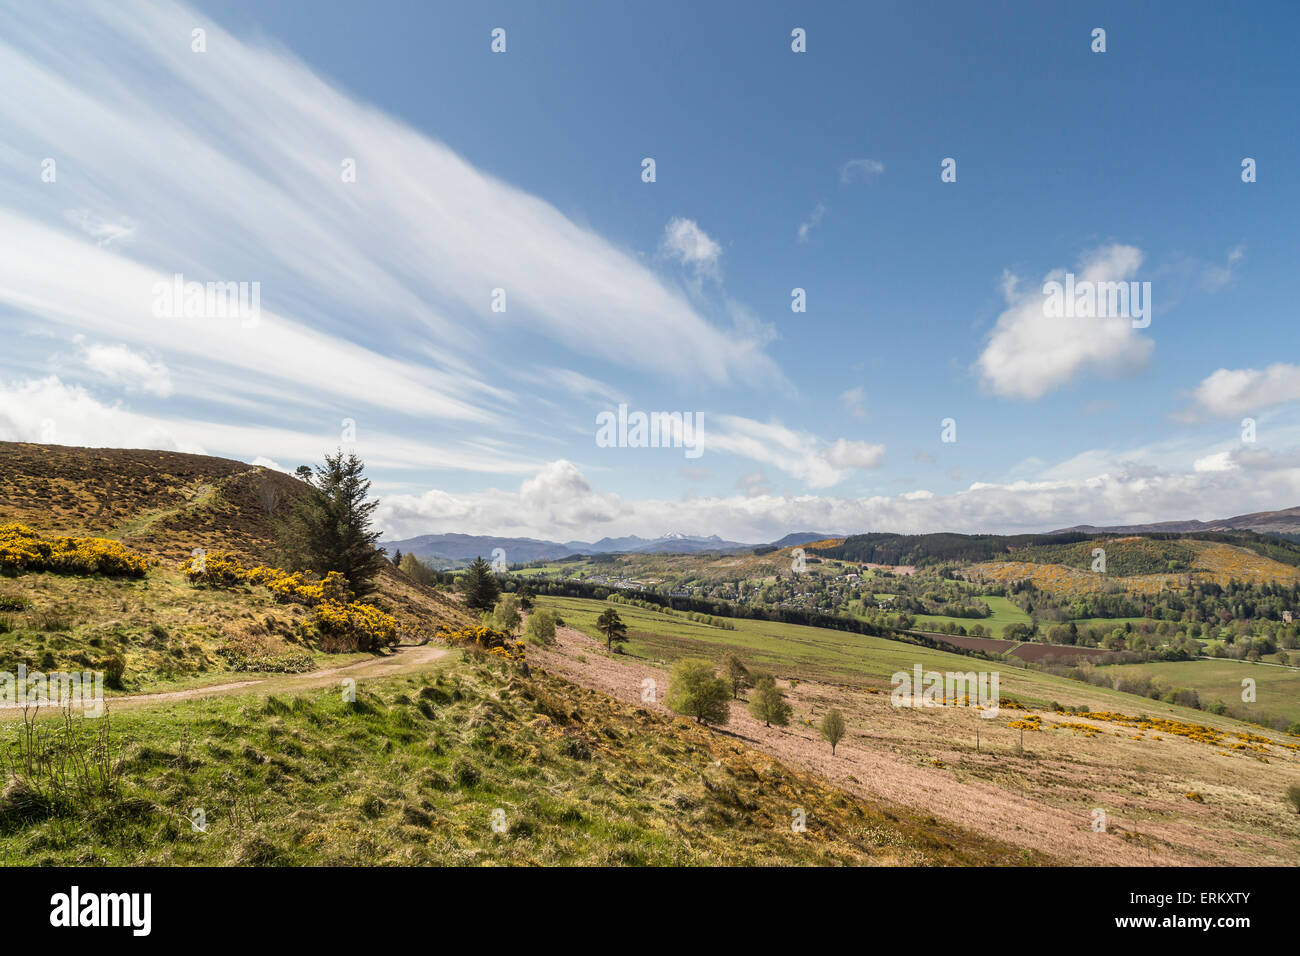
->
[[0, 443, 473, 692], [534, 594, 1300, 865], [1100, 658, 1300, 726], [0, 656, 1042, 865], [539, 594, 1300, 746], [0, 441, 305, 564], [905, 595, 1032, 638]]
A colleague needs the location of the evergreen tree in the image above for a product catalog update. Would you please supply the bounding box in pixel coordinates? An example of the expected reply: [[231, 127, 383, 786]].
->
[[460, 556, 501, 613], [596, 608, 628, 652], [275, 450, 386, 597]]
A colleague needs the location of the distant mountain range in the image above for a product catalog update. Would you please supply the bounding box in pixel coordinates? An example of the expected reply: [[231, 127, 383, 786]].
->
[[1050, 506, 1300, 536], [384, 507, 1300, 569], [380, 530, 800, 565]]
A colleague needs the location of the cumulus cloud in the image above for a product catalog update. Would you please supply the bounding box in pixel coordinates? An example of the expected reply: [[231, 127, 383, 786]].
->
[[975, 244, 1154, 400], [372, 455, 1300, 542], [1190, 363, 1300, 418]]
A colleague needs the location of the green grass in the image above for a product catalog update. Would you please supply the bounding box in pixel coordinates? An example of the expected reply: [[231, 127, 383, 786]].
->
[[0, 570, 332, 692], [0, 654, 1041, 865], [907, 595, 1031, 638], [1099, 658, 1300, 725], [1066, 617, 1149, 632]]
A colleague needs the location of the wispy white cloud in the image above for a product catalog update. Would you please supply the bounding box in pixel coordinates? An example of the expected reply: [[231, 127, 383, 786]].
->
[[797, 203, 825, 243], [0, 0, 780, 452], [840, 386, 867, 418], [839, 158, 885, 183], [659, 217, 722, 280], [0, 375, 540, 474], [708, 415, 885, 488]]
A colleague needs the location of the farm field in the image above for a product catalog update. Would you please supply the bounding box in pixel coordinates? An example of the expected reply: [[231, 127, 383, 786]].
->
[[907, 595, 1031, 638], [533, 595, 1300, 866], [537, 595, 1293, 730], [1066, 617, 1150, 632], [1099, 658, 1300, 727]]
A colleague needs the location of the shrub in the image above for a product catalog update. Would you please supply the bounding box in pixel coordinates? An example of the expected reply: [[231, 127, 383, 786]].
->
[[0, 524, 149, 578], [487, 594, 522, 635], [180, 550, 246, 588], [748, 677, 792, 728], [437, 624, 525, 663], [524, 608, 557, 646], [819, 708, 847, 755], [1288, 785, 1300, 815], [313, 600, 399, 653]]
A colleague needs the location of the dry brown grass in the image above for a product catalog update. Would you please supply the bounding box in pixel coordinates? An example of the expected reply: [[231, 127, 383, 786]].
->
[[536, 625, 1300, 866]]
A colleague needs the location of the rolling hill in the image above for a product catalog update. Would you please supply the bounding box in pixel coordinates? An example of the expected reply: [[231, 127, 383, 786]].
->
[[1051, 506, 1300, 535]]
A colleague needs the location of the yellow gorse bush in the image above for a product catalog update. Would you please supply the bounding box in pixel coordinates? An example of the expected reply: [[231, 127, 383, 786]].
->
[[313, 599, 398, 652], [181, 552, 352, 604], [180, 550, 246, 587], [0, 522, 150, 578], [437, 624, 526, 662], [178, 551, 393, 652]]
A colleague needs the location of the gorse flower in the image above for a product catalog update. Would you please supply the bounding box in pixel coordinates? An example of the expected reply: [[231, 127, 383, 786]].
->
[[0, 523, 150, 577], [436, 624, 526, 662]]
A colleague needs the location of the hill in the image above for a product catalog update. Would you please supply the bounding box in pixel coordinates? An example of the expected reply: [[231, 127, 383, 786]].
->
[[0, 441, 474, 690], [1051, 506, 1300, 536], [0, 443, 1046, 867], [0, 441, 304, 565]]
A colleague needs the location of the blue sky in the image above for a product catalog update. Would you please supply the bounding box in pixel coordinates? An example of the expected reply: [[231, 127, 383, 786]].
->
[[1, 0, 1298, 542]]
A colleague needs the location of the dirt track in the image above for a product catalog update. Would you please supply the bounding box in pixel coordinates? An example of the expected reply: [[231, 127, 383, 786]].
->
[[0, 643, 449, 716]]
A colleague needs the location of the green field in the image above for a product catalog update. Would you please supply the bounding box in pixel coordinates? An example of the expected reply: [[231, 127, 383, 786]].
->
[[1066, 617, 1150, 632], [538, 595, 1297, 732], [1100, 658, 1300, 726], [907, 595, 1031, 638]]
